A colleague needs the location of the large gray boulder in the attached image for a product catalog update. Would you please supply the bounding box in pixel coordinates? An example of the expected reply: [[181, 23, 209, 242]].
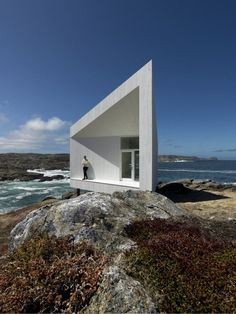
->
[[9, 190, 188, 314], [10, 190, 188, 253]]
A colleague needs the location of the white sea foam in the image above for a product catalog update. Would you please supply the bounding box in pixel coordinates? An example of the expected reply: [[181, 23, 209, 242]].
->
[[0, 206, 18, 214], [173, 160, 192, 162], [16, 192, 32, 200], [15, 186, 42, 191], [27, 168, 70, 178], [43, 178, 70, 184], [0, 195, 13, 200], [223, 182, 236, 186], [0, 176, 73, 214]]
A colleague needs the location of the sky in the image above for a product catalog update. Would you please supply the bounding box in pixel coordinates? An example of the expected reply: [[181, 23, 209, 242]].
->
[[0, 0, 235, 159]]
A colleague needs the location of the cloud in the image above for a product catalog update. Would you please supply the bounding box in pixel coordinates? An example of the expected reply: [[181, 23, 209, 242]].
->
[[0, 113, 9, 123], [0, 116, 70, 152], [54, 136, 69, 145], [24, 117, 66, 131], [214, 148, 236, 153]]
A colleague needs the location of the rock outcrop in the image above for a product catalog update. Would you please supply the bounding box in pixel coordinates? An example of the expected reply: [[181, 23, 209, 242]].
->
[[156, 180, 236, 203], [0, 153, 69, 181], [81, 266, 157, 314], [9, 190, 188, 253], [9, 190, 188, 313]]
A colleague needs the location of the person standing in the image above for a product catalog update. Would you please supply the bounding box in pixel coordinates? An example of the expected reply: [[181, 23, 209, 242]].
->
[[82, 155, 89, 180]]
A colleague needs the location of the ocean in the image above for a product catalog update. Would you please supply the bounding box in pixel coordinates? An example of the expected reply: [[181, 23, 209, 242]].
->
[[158, 160, 236, 184], [0, 160, 236, 214], [0, 169, 73, 214]]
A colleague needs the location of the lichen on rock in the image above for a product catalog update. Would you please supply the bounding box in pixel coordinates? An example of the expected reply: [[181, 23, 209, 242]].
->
[[10, 190, 188, 254]]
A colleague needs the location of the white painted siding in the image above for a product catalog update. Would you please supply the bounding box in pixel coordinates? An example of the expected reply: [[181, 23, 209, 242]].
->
[[70, 60, 158, 193], [70, 136, 120, 181]]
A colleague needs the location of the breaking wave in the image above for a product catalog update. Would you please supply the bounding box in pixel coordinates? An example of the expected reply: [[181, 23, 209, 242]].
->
[[0, 170, 74, 214]]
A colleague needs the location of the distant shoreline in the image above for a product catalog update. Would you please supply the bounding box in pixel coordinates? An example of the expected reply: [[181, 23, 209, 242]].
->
[[0, 153, 218, 181], [0, 153, 69, 181], [158, 155, 218, 162]]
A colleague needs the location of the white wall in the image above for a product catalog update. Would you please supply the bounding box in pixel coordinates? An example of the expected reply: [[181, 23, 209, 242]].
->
[[70, 60, 158, 192], [70, 136, 120, 180], [139, 61, 157, 191]]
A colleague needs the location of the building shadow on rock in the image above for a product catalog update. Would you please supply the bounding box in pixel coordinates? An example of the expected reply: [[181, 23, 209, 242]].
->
[[156, 182, 229, 203]]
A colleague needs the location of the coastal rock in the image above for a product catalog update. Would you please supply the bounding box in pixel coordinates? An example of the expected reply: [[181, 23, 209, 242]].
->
[[0, 153, 69, 171], [9, 190, 184, 313], [81, 266, 157, 314], [41, 196, 58, 202], [157, 182, 191, 194], [0, 153, 69, 181], [61, 191, 78, 199], [156, 181, 230, 203], [9, 190, 188, 253], [157, 180, 236, 194], [0, 171, 44, 181], [39, 175, 65, 182]]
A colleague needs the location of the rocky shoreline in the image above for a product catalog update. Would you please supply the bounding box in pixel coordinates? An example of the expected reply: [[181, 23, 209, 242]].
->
[[1, 179, 236, 257], [0, 153, 220, 181], [0, 186, 235, 313], [0, 179, 235, 313], [0, 153, 69, 181]]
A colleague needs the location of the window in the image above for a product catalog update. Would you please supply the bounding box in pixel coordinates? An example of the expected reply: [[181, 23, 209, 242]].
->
[[121, 137, 139, 149]]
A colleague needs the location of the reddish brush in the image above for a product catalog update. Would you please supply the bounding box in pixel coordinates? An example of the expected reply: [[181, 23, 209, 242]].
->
[[125, 218, 236, 313], [0, 236, 106, 313]]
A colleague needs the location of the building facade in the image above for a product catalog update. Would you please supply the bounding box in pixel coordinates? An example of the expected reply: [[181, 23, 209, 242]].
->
[[70, 60, 158, 193]]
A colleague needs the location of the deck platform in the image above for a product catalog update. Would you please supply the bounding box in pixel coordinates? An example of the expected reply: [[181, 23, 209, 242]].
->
[[71, 177, 140, 193]]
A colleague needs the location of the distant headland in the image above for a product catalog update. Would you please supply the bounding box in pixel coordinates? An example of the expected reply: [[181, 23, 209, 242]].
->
[[0, 153, 218, 181], [159, 155, 218, 162], [0, 153, 69, 181]]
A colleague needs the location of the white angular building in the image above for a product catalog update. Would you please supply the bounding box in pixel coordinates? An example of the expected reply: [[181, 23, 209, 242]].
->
[[70, 60, 158, 193]]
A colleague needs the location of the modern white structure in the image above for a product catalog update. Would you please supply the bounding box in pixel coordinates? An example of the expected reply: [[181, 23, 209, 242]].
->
[[70, 60, 158, 193]]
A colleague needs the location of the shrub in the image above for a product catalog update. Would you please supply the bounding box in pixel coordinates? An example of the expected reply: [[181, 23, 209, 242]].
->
[[125, 218, 236, 313], [0, 236, 106, 313]]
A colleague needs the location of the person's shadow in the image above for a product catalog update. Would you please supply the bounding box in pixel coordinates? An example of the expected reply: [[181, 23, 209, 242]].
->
[[87, 164, 95, 180]]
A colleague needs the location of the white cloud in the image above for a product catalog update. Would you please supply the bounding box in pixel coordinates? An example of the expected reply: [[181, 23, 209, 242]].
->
[[0, 116, 70, 152], [55, 136, 69, 145], [24, 117, 66, 131]]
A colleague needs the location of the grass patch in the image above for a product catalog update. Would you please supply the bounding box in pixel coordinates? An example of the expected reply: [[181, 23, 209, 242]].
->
[[125, 218, 236, 313], [0, 235, 106, 313]]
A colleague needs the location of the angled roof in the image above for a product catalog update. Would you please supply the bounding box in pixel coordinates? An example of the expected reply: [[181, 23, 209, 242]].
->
[[70, 60, 152, 138]]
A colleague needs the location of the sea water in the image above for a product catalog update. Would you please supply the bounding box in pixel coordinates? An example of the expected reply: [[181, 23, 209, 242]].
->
[[158, 160, 236, 184], [0, 160, 236, 214], [0, 169, 73, 214]]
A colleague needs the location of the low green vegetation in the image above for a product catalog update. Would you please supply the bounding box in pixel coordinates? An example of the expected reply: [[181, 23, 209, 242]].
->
[[125, 218, 236, 313], [1, 219, 235, 313], [0, 236, 106, 313]]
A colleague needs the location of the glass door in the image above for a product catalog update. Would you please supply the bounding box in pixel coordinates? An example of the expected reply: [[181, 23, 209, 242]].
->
[[134, 150, 139, 181], [121, 150, 139, 181], [122, 151, 132, 179]]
